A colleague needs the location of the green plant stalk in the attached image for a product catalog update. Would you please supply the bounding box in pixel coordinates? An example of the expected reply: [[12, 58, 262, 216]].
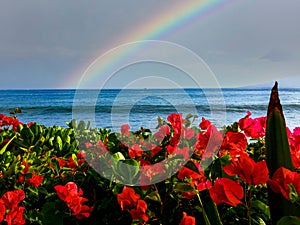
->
[[265, 82, 300, 224]]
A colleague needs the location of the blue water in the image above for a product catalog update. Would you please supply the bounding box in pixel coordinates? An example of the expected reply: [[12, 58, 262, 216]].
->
[[0, 88, 299, 131]]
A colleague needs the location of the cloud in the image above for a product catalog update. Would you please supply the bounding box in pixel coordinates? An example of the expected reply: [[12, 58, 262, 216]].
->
[[260, 49, 293, 62]]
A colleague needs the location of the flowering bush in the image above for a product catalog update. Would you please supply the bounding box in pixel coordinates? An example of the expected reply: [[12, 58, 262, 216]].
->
[[0, 86, 300, 225]]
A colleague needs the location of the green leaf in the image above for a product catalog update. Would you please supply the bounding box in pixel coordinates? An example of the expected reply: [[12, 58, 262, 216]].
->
[[173, 182, 197, 194], [277, 216, 300, 225], [50, 158, 60, 174], [71, 153, 78, 166], [200, 189, 223, 225], [41, 201, 64, 225], [21, 125, 35, 144], [112, 152, 126, 161], [55, 136, 63, 151], [0, 135, 16, 155], [185, 161, 200, 175], [251, 200, 270, 219], [145, 191, 162, 204], [266, 82, 300, 222], [112, 158, 140, 184]]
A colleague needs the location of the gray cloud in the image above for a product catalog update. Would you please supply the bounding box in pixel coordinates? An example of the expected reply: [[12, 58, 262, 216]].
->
[[0, 0, 300, 88]]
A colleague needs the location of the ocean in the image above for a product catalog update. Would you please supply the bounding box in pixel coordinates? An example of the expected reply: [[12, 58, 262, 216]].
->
[[0, 88, 299, 132]]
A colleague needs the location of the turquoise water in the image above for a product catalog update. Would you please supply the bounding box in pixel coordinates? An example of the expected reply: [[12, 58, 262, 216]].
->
[[0, 88, 299, 131]]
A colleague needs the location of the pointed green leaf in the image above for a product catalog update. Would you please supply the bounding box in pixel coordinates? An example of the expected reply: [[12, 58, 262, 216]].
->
[[0, 135, 15, 155], [266, 82, 300, 223]]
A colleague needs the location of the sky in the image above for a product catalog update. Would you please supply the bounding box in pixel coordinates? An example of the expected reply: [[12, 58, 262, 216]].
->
[[0, 0, 300, 89]]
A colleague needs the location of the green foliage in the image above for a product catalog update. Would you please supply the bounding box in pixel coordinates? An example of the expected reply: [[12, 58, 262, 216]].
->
[[0, 93, 299, 225]]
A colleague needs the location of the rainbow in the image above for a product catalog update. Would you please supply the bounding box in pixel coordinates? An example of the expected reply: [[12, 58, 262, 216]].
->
[[114, 0, 233, 43], [66, 0, 235, 88]]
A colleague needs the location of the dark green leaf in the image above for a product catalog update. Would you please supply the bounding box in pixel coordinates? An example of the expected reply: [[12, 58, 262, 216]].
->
[[277, 216, 300, 225]]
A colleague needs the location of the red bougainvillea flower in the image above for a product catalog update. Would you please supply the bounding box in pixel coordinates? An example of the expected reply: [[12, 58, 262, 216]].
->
[[25, 173, 44, 187], [52, 156, 67, 168], [85, 140, 109, 157], [0, 190, 26, 225], [268, 166, 300, 200], [199, 117, 211, 130], [55, 182, 83, 202], [18, 161, 44, 187], [54, 182, 93, 219], [5, 206, 25, 225], [140, 162, 166, 187], [181, 127, 194, 140], [117, 186, 141, 211], [223, 154, 269, 185], [0, 114, 24, 131], [179, 212, 196, 225], [167, 113, 184, 129], [194, 125, 223, 159], [175, 147, 192, 160], [20, 161, 30, 174], [129, 199, 149, 222], [287, 127, 300, 168], [177, 162, 212, 199], [0, 201, 5, 222], [219, 131, 247, 158], [67, 151, 86, 169], [209, 178, 244, 206], [238, 111, 266, 138], [117, 186, 149, 222], [128, 144, 144, 159], [121, 124, 130, 136], [153, 125, 170, 141], [65, 195, 94, 220], [1, 190, 25, 210]]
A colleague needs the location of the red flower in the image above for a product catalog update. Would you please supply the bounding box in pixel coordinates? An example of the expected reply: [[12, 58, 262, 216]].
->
[[129, 199, 149, 222], [220, 131, 247, 158], [0, 200, 5, 222], [121, 124, 130, 135], [238, 111, 266, 138], [153, 125, 170, 141], [177, 163, 212, 198], [223, 154, 269, 185], [194, 125, 223, 159], [199, 117, 211, 130], [54, 182, 93, 219], [0, 190, 26, 225], [53, 156, 67, 168], [20, 161, 30, 174], [66, 196, 93, 219], [140, 163, 166, 187], [268, 167, 300, 200], [67, 152, 86, 169], [73, 205, 94, 220], [5, 206, 25, 225], [117, 186, 140, 211], [287, 127, 300, 168], [25, 173, 44, 187], [18, 161, 44, 187], [181, 127, 194, 140], [128, 144, 144, 159], [55, 182, 83, 202], [209, 178, 244, 206], [175, 147, 192, 160], [1, 190, 25, 210], [179, 212, 196, 225], [167, 113, 184, 135]]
